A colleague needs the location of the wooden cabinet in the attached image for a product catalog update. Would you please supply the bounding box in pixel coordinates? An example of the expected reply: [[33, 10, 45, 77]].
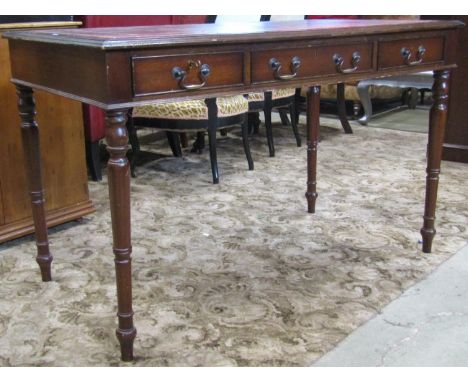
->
[[0, 22, 94, 243], [422, 15, 468, 163], [443, 16, 468, 163]]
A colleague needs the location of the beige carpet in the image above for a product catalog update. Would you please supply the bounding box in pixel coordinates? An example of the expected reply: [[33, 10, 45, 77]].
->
[[0, 111, 467, 366]]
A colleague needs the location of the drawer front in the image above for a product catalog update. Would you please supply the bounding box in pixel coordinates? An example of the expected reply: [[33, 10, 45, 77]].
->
[[132, 52, 245, 96], [251, 43, 373, 83], [378, 37, 445, 69]]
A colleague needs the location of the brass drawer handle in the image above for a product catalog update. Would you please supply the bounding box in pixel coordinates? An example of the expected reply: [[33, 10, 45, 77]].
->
[[171, 60, 211, 90], [333, 51, 361, 74], [401, 46, 426, 66], [269, 56, 301, 80]]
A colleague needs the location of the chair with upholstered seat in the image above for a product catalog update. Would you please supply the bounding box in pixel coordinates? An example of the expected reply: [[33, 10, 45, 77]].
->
[[297, 83, 404, 133], [129, 15, 299, 180], [247, 87, 301, 157], [79, 16, 209, 181], [356, 72, 433, 125], [130, 95, 253, 184], [210, 15, 301, 157]]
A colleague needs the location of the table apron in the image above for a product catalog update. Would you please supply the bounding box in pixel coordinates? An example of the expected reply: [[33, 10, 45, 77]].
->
[[7, 29, 458, 110]]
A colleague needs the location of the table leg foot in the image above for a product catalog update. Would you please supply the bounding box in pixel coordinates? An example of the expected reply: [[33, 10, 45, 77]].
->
[[116, 327, 137, 362], [16, 85, 53, 282], [37, 244, 53, 282], [306, 86, 320, 213], [105, 109, 137, 361], [421, 227, 435, 254], [420, 70, 450, 253]]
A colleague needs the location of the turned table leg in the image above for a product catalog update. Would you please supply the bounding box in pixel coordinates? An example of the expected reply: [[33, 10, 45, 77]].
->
[[306, 86, 320, 213], [105, 109, 137, 361], [16, 85, 53, 282], [420, 70, 450, 253]]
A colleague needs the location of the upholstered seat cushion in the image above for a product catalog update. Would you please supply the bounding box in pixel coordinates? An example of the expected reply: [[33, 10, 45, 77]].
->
[[248, 87, 296, 102], [300, 84, 403, 101], [132, 95, 248, 120]]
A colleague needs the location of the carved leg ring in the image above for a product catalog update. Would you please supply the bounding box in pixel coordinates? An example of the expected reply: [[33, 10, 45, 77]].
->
[[105, 109, 137, 361], [306, 86, 320, 213], [420, 70, 450, 253], [16, 85, 53, 282]]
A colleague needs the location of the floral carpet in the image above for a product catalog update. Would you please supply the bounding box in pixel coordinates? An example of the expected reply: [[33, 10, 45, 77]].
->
[[0, 112, 467, 366]]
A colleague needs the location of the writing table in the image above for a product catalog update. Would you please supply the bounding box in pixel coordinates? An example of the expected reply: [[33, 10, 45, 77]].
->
[[3, 19, 463, 361]]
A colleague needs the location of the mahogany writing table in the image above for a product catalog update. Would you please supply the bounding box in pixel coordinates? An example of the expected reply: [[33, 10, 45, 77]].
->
[[3, 19, 463, 361]]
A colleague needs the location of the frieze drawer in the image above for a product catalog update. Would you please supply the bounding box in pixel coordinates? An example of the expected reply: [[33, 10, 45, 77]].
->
[[251, 43, 374, 83], [378, 37, 445, 69], [132, 52, 245, 97]]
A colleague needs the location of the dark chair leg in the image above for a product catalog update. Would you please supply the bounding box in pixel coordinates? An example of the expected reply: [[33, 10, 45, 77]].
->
[[85, 140, 102, 181], [180, 133, 188, 148], [191, 131, 205, 154], [241, 116, 254, 171], [126, 112, 139, 178], [166, 131, 183, 157], [205, 98, 220, 184], [248, 112, 261, 135], [207, 125, 219, 184], [248, 113, 254, 135], [264, 106, 275, 157], [294, 88, 301, 125], [420, 89, 426, 105], [289, 102, 301, 147], [409, 87, 418, 109], [253, 112, 261, 135], [337, 82, 353, 134], [353, 101, 362, 117], [279, 108, 290, 125], [264, 92, 275, 157], [402, 89, 410, 106]]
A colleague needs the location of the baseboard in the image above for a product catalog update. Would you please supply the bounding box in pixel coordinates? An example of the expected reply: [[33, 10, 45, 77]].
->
[[0, 200, 95, 244], [442, 143, 468, 164]]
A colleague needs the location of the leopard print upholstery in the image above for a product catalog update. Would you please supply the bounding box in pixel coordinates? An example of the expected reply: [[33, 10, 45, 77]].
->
[[247, 92, 265, 102], [217, 96, 249, 117], [272, 87, 296, 100], [248, 88, 296, 102], [132, 95, 248, 120]]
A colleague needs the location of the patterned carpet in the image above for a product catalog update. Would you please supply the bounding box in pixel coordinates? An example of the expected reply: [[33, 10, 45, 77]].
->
[[0, 111, 467, 366]]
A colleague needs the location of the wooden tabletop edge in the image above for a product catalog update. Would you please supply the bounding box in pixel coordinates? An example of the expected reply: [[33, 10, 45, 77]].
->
[[1, 19, 464, 50], [0, 21, 82, 31]]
